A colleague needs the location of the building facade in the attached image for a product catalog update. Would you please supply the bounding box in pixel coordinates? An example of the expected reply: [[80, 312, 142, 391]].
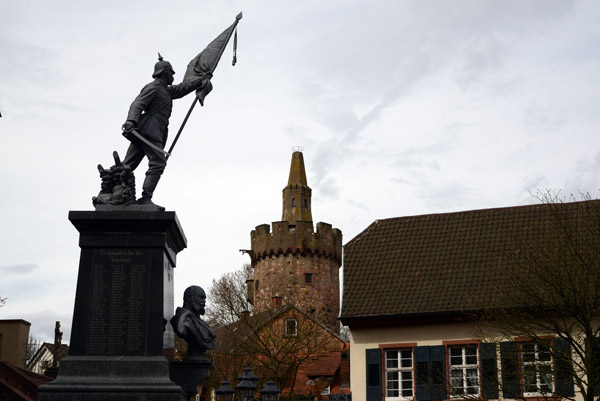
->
[[0, 319, 31, 369], [340, 201, 597, 401], [246, 150, 342, 333]]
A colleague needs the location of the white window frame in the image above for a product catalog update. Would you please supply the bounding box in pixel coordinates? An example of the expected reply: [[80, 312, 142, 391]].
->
[[448, 345, 480, 398], [385, 348, 414, 401], [520, 342, 555, 397]]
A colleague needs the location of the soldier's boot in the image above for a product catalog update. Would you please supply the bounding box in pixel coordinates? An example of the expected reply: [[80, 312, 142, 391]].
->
[[138, 174, 165, 211]]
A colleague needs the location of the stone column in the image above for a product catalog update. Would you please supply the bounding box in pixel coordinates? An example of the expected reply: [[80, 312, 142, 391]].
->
[[39, 210, 187, 401]]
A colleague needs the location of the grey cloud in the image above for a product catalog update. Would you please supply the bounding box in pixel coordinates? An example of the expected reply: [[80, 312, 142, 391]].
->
[[563, 153, 600, 196], [18, 310, 72, 344], [313, 175, 340, 201], [346, 199, 370, 213], [418, 180, 475, 211], [291, 0, 576, 154], [0, 264, 39, 275]]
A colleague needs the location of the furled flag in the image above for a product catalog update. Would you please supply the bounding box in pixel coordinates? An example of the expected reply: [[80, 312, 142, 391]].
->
[[184, 12, 242, 106]]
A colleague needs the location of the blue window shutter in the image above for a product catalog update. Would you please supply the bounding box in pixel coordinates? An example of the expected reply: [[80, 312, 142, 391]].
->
[[366, 348, 382, 401], [500, 341, 520, 398], [480, 343, 499, 399], [588, 337, 600, 396], [415, 346, 431, 401], [430, 345, 446, 400], [554, 338, 575, 397]]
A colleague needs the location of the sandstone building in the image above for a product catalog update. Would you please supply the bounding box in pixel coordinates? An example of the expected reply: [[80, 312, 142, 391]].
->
[[246, 150, 343, 333]]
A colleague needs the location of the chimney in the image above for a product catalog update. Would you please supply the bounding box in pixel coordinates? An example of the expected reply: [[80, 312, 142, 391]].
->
[[340, 343, 350, 389], [272, 294, 283, 308]]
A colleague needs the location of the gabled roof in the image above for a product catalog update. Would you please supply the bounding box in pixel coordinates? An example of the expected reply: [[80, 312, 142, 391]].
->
[[26, 342, 69, 370], [214, 304, 344, 353], [340, 200, 600, 323]]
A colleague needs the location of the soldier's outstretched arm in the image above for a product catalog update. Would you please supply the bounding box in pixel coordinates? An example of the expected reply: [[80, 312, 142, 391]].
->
[[169, 73, 212, 99]]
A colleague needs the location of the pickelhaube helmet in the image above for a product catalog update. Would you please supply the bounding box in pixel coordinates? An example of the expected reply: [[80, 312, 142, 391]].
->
[[152, 53, 175, 78]]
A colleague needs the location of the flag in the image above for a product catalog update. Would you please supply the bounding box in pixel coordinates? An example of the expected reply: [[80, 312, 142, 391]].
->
[[184, 12, 242, 82]]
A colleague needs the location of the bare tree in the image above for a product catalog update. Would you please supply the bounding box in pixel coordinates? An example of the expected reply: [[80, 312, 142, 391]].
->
[[207, 265, 345, 400], [25, 336, 42, 369], [474, 191, 600, 401], [205, 264, 253, 327]]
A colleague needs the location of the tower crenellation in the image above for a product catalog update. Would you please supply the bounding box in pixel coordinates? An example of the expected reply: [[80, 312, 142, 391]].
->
[[247, 150, 342, 333]]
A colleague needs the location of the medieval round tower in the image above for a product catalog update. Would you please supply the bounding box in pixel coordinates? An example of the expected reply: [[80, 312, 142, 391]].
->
[[246, 150, 342, 333]]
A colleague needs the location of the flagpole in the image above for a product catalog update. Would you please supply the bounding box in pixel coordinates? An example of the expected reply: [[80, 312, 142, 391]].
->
[[166, 97, 198, 160], [166, 12, 242, 160]]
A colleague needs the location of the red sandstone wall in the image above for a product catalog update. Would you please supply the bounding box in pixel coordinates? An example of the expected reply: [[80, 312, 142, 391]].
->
[[252, 253, 340, 333]]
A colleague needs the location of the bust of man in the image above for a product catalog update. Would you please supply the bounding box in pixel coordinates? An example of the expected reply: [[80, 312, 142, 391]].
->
[[170, 285, 216, 360]]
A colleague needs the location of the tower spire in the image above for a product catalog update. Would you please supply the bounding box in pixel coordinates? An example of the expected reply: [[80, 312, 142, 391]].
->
[[282, 149, 312, 224]]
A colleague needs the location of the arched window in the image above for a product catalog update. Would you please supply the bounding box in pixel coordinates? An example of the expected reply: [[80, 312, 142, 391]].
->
[[304, 199, 307, 208], [291, 198, 296, 207]]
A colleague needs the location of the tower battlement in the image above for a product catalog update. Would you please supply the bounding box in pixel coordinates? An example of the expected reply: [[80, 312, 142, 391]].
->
[[251, 221, 342, 264]]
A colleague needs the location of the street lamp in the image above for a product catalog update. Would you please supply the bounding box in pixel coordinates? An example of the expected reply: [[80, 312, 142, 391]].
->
[[237, 364, 259, 385], [260, 378, 281, 401], [215, 377, 235, 401], [235, 377, 257, 401]]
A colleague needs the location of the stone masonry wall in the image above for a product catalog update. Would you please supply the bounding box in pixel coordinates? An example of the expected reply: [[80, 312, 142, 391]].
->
[[252, 253, 340, 333], [250, 221, 342, 333]]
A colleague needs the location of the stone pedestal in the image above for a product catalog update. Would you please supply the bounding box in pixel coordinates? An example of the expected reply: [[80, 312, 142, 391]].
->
[[39, 210, 187, 401], [169, 356, 212, 399]]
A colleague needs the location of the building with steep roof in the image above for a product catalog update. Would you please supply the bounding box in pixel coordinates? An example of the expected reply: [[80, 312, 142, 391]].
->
[[211, 304, 349, 397], [340, 201, 597, 401], [26, 343, 69, 376], [246, 150, 343, 333]]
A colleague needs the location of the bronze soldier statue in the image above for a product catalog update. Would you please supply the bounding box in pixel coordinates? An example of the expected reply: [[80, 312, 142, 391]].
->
[[121, 54, 211, 210]]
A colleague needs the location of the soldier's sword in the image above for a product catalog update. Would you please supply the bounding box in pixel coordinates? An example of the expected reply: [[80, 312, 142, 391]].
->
[[123, 128, 172, 157]]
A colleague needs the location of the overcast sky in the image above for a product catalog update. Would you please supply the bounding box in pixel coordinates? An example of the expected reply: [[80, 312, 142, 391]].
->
[[2, 0, 600, 343]]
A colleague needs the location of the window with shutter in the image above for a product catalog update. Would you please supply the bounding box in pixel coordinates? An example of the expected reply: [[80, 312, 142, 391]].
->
[[521, 342, 554, 396], [385, 348, 414, 400], [501, 339, 575, 398], [448, 345, 479, 398]]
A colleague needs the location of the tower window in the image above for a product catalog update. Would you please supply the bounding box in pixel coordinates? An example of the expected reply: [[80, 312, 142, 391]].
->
[[291, 198, 296, 207], [304, 199, 307, 208], [285, 319, 297, 336], [304, 273, 313, 284]]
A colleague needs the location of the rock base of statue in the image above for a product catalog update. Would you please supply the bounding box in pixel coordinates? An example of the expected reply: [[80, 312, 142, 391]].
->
[[169, 355, 212, 399], [38, 210, 187, 401]]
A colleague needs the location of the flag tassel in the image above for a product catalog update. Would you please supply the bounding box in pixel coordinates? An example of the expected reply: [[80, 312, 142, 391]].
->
[[232, 27, 238, 66]]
